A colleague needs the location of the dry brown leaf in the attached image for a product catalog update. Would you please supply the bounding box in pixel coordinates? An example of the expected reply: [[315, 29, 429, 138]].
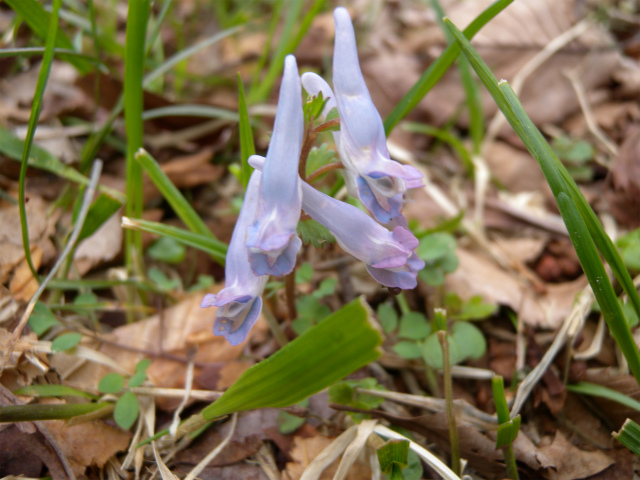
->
[[609, 125, 640, 228], [43, 419, 131, 477], [538, 431, 614, 480], [485, 142, 547, 193], [9, 245, 43, 302], [445, 248, 588, 328], [73, 210, 122, 276], [0, 196, 58, 285]]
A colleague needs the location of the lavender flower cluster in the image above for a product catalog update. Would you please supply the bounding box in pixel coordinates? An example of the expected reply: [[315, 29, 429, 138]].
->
[[202, 8, 424, 345]]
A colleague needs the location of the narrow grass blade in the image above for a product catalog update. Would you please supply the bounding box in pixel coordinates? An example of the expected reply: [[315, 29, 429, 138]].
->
[[384, 0, 513, 136], [567, 382, 640, 413], [0, 127, 125, 202], [237, 74, 255, 188], [402, 122, 472, 173], [17, 0, 63, 278], [14, 384, 98, 400], [614, 419, 640, 456], [444, 18, 640, 385], [4, 0, 91, 73], [123, 0, 151, 270], [201, 297, 382, 419], [248, 0, 306, 103], [142, 105, 238, 121], [0, 403, 110, 422], [121, 217, 227, 265], [134, 149, 220, 241]]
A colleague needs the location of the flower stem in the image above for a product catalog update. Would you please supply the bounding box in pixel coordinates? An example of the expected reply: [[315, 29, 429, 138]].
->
[[285, 271, 298, 319], [438, 328, 461, 477], [262, 302, 289, 347], [306, 161, 344, 184]]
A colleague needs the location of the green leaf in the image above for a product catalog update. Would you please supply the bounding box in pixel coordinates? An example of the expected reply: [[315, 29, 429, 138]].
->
[[276, 399, 309, 434], [306, 143, 337, 179], [377, 303, 398, 333], [74, 292, 98, 306], [147, 237, 186, 264], [296, 296, 331, 323], [148, 267, 181, 292], [51, 332, 83, 352], [200, 298, 382, 420], [312, 278, 337, 299], [114, 391, 139, 430], [377, 439, 410, 478], [77, 194, 122, 243], [14, 384, 98, 400], [392, 341, 422, 360], [329, 378, 386, 411], [98, 373, 125, 394], [28, 302, 60, 336], [295, 262, 314, 284], [291, 317, 314, 336], [616, 228, 640, 271], [136, 358, 152, 373], [297, 218, 335, 248], [129, 358, 151, 387], [398, 312, 431, 341], [237, 74, 255, 189], [422, 333, 460, 369], [304, 91, 329, 123], [416, 233, 459, 286], [448, 294, 497, 321], [614, 419, 640, 456], [451, 321, 486, 360]]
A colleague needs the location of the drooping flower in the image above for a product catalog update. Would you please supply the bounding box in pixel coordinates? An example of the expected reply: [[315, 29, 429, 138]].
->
[[202, 170, 268, 346], [249, 155, 424, 289], [245, 55, 304, 276], [301, 8, 423, 224]]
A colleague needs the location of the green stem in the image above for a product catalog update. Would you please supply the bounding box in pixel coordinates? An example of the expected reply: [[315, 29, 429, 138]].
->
[[438, 330, 461, 476], [502, 445, 519, 480], [262, 303, 289, 347]]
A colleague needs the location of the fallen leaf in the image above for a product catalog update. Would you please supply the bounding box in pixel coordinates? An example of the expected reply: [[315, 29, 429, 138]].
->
[[538, 431, 614, 480], [43, 419, 131, 477], [609, 125, 640, 228], [9, 245, 43, 302], [485, 142, 547, 193]]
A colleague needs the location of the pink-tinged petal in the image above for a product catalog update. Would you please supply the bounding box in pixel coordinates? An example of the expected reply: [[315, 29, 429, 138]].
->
[[202, 170, 268, 345], [245, 55, 303, 276]]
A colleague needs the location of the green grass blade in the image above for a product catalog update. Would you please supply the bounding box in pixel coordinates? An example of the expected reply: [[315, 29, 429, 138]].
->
[[402, 122, 472, 173], [134, 149, 220, 240], [0, 127, 125, 202], [14, 384, 98, 400], [614, 419, 640, 456], [123, 0, 151, 271], [201, 297, 382, 419], [384, 0, 513, 136], [142, 104, 238, 121], [121, 217, 227, 265], [248, 0, 305, 103], [567, 382, 640, 413], [237, 74, 255, 188], [444, 17, 640, 384], [0, 403, 110, 422], [16, 0, 63, 278], [4, 0, 91, 73], [556, 193, 640, 382]]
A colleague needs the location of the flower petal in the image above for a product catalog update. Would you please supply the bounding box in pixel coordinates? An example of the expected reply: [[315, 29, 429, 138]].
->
[[245, 55, 304, 276]]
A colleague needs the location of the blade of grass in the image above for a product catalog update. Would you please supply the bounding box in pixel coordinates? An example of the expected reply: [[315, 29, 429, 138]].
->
[[614, 419, 640, 456], [384, 0, 513, 136], [4, 0, 91, 73], [123, 0, 151, 272], [141, 104, 238, 121], [444, 17, 640, 384], [567, 382, 640, 413], [250, 0, 284, 90], [238, 74, 255, 188], [16, 0, 63, 278], [134, 149, 221, 242], [0, 403, 110, 422], [402, 122, 472, 173], [248, 0, 305, 103], [0, 126, 125, 202], [121, 217, 227, 265], [15, 384, 98, 400]]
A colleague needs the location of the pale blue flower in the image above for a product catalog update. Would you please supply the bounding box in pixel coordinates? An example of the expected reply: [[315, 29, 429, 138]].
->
[[249, 155, 424, 289], [202, 170, 268, 346], [301, 8, 422, 224], [245, 55, 304, 276]]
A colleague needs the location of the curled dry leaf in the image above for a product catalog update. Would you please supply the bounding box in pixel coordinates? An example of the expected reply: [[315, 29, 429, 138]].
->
[[538, 431, 614, 480]]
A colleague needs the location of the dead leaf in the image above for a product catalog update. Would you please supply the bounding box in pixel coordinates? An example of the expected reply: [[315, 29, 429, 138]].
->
[[485, 142, 547, 193], [73, 209, 122, 276], [9, 245, 43, 302], [43, 420, 131, 477], [538, 431, 614, 480], [609, 125, 640, 228], [445, 248, 588, 328]]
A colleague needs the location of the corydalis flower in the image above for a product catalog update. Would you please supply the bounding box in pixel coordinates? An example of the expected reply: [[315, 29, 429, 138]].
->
[[249, 156, 424, 289], [202, 171, 267, 346], [245, 55, 303, 276], [301, 8, 422, 224]]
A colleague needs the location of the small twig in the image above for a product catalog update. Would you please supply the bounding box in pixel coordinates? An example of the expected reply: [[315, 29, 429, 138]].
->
[[285, 271, 298, 320], [299, 119, 317, 181], [306, 161, 344, 184], [313, 117, 340, 133]]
